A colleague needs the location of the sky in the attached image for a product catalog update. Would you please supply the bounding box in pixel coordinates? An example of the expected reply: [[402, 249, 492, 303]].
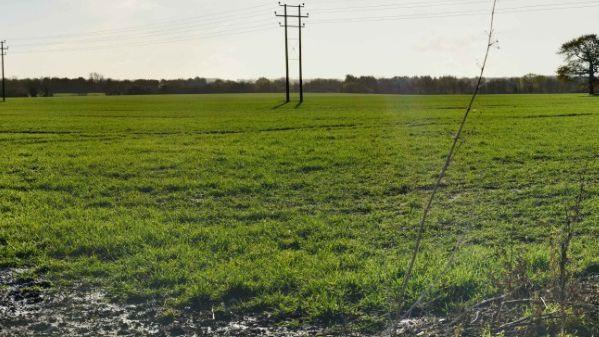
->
[[2, 0, 598, 80]]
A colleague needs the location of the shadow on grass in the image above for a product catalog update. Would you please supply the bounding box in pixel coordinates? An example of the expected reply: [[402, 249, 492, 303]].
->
[[272, 101, 304, 109], [272, 101, 290, 109]]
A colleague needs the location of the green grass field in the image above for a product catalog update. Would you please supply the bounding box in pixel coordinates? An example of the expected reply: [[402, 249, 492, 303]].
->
[[0, 94, 597, 328]]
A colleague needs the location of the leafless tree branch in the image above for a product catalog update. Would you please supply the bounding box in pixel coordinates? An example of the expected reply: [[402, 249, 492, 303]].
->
[[396, 0, 499, 313]]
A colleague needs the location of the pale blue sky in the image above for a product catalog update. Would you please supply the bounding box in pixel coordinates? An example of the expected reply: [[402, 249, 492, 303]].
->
[[2, 0, 598, 80]]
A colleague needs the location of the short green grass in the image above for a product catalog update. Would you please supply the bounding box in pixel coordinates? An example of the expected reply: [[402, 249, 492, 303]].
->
[[0, 94, 597, 328]]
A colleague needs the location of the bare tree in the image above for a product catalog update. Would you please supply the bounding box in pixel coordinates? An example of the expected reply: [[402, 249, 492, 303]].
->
[[89, 72, 105, 84]]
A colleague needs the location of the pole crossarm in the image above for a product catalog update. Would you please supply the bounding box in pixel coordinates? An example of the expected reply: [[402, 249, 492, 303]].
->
[[279, 23, 306, 28], [275, 14, 309, 18], [278, 2, 304, 8]]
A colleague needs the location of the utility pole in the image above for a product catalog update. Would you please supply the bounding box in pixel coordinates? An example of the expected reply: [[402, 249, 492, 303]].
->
[[1, 41, 7, 102], [297, 5, 304, 103], [282, 4, 290, 102], [275, 3, 308, 103]]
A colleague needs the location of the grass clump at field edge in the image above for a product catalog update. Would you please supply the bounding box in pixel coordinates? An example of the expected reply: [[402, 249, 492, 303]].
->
[[0, 93, 597, 328]]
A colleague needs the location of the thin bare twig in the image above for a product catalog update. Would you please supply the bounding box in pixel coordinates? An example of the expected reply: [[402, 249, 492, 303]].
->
[[496, 313, 560, 332], [397, 0, 499, 313], [474, 295, 506, 308]]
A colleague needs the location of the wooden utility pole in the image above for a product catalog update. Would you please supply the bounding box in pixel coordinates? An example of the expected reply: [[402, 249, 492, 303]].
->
[[297, 5, 304, 103], [283, 4, 290, 102], [275, 3, 308, 103], [1, 41, 7, 102]]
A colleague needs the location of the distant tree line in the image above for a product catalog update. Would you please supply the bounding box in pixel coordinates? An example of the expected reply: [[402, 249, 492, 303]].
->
[[4, 73, 586, 97]]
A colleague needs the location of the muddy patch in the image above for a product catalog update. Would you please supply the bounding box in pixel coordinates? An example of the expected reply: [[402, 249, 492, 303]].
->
[[3, 268, 597, 336], [0, 268, 329, 337], [0, 268, 162, 336]]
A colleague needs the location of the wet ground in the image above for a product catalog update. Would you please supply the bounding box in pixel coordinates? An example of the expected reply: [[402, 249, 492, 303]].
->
[[0, 267, 446, 337], [0, 268, 335, 337], [2, 268, 597, 336]]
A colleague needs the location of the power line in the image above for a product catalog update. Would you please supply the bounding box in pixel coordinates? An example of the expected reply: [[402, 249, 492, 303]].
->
[[13, 0, 594, 52], [310, 1, 599, 24], [10, 13, 274, 49], [10, 17, 274, 49], [7, 4, 272, 42], [314, 0, 493, 13], [311, 0, 591, 10], [10, 25, 274, 55], [6, 0, 595, 55]]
